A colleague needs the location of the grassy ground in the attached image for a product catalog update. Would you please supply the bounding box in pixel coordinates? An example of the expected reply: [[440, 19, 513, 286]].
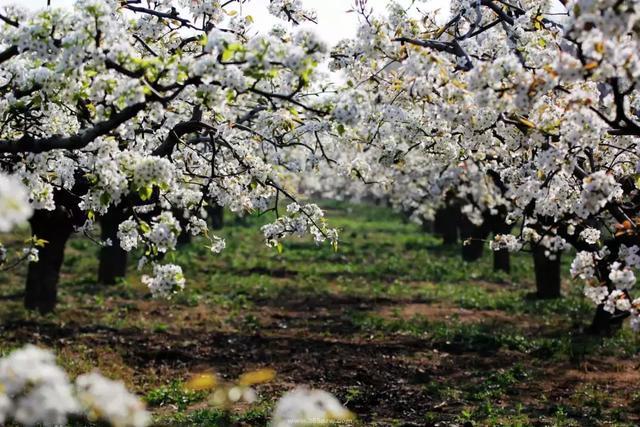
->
[[1, 201, 639, 426]]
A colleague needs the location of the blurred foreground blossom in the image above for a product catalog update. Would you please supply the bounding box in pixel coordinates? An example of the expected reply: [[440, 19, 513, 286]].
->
[[0, 345, 149, 427], [272, 387, 354, 427], [0, 173, 32, 233]]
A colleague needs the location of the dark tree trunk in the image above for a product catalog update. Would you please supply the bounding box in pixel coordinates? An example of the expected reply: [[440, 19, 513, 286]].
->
[[207, 203, 224, 230], [491, 214, 512, 273], [493, 250, 510, 273], [177, 228, 191, 246], [533, 246, 562, 299], [434, 206, 458, 245], [587, 305, 626, 335], [98, 206, 128, 285], [25, 208, 75, 313], [459, 217, 489, 262], [174, 209, 191, 246]]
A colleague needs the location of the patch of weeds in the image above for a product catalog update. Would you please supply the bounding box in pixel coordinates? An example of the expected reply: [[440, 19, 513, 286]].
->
[[470, 365, 528, 401], [235, 401, 273, 424], [570, 384, 611, 420], [145, 380, 208, 411], [156, 408, 231, 426], [349, 312, 431, 337], [236, 313, 262, 332], [152, 322, 169, 333], [173, 290, 201, 307], [423, 380, 462, 401], [343, 386, 363, 405]]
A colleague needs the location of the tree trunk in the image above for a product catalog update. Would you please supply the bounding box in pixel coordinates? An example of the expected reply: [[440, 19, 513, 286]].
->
[[491, 214, 512, 273], [459, 217, 489, 262], [177, 228, 191, 246], [98, 206, 128, 285], [25, 208, 75, 313], [533, 246, 561, 299], [175, 209, 192, 246], [586, 305, 626, 335], [434, 206, 458, 245], [208, 203, 224, 230], [493, 250, 510, 273], [420, 219, 433, 233]]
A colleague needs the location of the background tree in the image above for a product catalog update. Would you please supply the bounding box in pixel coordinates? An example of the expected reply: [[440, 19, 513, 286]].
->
[[326, 0, 640, 333], [0, 0, 338, 312]]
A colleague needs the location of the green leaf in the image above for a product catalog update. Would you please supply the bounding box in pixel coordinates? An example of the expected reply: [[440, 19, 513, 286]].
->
[[139, 221, 151, 234], [84, 173, 98, 185], [138, 185, 153, 201], [100, 192, 111, 206], [226, 89, 236, 104], [221, 48, 234, 62], [34, 238, 49, 248]]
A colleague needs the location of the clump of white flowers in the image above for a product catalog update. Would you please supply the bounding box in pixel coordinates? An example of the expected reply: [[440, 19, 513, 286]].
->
[[117, 219, 140, 251], [75, 372, 151, 427], [579, 227, 601, 245], [22, 247, 39, 263], [608, 262, 636, 290], [132, 157, 174, 191], [621, 245, 640, 269], [271, 388, 353, 427], [603, 290, 631, 314], [268, 0, 317, 24], [576, 171, 623, 218], [584, 285, 609, 305], [261, 203, 338, 249], [630, 299, 640, 332], [141, 263, 185, 298], [570, 251, 597, 280], [489, 234, 522, 252], [0, 345, 79, 426], [0, 345, 150, 427], [0, 173, 32, 232], [209, 235, 226, 254], [144, 212, 181, 254], [539, 235, 569, 259], [331, 96, 361, 126], [187, 217, 208, 236]]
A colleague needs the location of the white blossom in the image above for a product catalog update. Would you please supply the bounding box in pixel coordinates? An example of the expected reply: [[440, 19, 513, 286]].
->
[[489, 234, 522, 252], [75, 372, 150, 427], [271, 388, 352, 427], [142, 263, 185, 298], [0, 173, 32, 232], [579, 227, 600, 245]]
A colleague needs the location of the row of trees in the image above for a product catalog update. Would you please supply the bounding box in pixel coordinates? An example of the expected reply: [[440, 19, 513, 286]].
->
[[0, 0, 339, 312], [322, 0, 640, 333]]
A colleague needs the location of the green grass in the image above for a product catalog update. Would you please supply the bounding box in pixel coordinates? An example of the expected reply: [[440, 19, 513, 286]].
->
[[145, 381, 209, 411]]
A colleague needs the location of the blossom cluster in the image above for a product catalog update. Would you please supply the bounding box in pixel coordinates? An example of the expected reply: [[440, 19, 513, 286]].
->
[[261, 203, 338, 249], [271, 388, 353, 427], [141, 263, 185, 298], [0, 173, 32, 233], [0, 345, 149, 427]]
